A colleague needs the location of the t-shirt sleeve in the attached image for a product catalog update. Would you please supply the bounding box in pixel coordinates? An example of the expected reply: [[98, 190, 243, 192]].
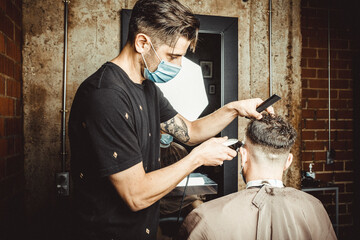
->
[[156, 86, 178, 123], [85, 88, 142, 177]]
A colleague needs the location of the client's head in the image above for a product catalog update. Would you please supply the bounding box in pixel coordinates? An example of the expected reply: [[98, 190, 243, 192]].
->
[[239, 113, 297, 182]]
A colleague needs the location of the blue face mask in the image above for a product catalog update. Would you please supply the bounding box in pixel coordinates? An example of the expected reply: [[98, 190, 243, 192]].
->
[[160, 134, 173, 148], [141, 42, 181, 83]]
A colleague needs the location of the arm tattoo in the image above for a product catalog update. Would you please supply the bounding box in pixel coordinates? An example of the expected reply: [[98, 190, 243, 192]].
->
[[160, 116, 190, 143]]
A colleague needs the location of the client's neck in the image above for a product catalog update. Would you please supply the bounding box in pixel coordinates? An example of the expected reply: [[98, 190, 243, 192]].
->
[[246, 164, 284, 182]]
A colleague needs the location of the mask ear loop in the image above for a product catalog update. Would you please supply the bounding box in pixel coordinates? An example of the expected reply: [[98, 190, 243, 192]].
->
[[141, 52, 150, 70], [149, 41, 162, 62]]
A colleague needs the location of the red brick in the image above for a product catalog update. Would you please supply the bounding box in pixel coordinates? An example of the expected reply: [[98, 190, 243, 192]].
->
[[345, 182, 353, 192], [331, 60, 351, 70], [302, 68, 316, 78], [336, 172, 354, 182], [13, 63, 21, 82], [0, 0, 5, 12], [338, 90, 352, 99], [0, 33, 5, 54], [0, 139, 7, 157], [336, 110, 353, 119], [302, 89, 317, 98], [331, 100, 350, 109], [337, 51, 353, 60], [302, 109, 315, 119], [302, 48, 316, 58], [324, 161, 344, 172], [302, 79, 308, 88], [309, 80, 328, 89], [305, 120, 326, 129], [308, 38, 327, 48], [311, 162, 323, 172], [315, 172, 335, 183], [330, 39, 349, 50], [335, 150, 353, 161], [0, 96, 15, 116], [0, 13, 14, 40], [0, 76, 5, 95], [308, 58, 327, 68], [302, 131, 315, 140], [337, 70, 352, 79], [14, 26, 21, 47], [318, 90, 337, 99], [331, 120, 352, 129], [6, 137, 14, 155], [5, 118, 21, 136], [331, 80, 349, 89], [345, 161, 353, 171], [14, 136, 22, 153], [307, 99, 328, 108], [6, 156, 23, 176], [314, 152, 327, 161], [15, 99, 21, 117], [337, 131, 353, 140], [317, 69, 337, 79], [304, 141, 325, 150], [315, 110, 336, 119], [301, 152, 314, 161], [0, 158, 5, 180], [316, 131, 335, 140], [0, 55, 15, 78], [339, 193, 354, 204], [6, 39, 16, 61], [0, 118, 4, 137], [300, 58, 307, 68], [6, 79, 20, 98], [6, 0, 21, 27]]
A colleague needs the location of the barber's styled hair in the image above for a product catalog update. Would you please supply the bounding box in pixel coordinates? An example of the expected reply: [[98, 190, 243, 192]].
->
[[128, 0, 200, 52], [246, 113, 297, 153]]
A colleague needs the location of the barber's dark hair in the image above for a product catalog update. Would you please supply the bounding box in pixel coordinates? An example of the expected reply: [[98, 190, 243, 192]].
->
[[128, 0, 200, 52], [160, 142, 188, 168], [246, 113, 297, 153]]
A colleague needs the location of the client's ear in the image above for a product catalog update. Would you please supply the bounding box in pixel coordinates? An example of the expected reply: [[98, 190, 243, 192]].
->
[[239, 147, 248, 167], [284, 153, 293, 171]]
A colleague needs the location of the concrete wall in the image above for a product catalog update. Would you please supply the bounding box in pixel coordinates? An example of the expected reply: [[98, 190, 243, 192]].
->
[[22, 0, 301, 225]]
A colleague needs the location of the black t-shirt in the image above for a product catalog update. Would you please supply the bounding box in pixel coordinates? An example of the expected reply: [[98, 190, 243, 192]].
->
[[69, 62, 177, 240]]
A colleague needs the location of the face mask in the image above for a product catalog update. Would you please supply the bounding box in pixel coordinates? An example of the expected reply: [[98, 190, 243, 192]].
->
[[141, 42, 181, 83], [160, 134, 173, 148]]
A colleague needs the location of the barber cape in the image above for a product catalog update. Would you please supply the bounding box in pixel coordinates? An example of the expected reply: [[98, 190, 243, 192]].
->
[[179, 186, 337, 240]]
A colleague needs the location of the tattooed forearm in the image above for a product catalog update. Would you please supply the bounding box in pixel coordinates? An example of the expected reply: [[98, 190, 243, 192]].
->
[[160, 116, 190, 143]]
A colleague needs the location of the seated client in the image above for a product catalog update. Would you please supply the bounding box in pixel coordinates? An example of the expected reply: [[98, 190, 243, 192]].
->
[[179, 113, 337, 240]]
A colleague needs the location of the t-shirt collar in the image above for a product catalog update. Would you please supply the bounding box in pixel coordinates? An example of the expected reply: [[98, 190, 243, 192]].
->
[[246, 179, 284, 189]]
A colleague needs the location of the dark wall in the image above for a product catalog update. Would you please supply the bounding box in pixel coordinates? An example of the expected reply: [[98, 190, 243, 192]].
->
[[301, 0, 360, 238], [0, 0, 24, 239]]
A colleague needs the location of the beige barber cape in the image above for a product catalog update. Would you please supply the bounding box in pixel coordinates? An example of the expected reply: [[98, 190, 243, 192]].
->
[[179, 186, 337, 240]]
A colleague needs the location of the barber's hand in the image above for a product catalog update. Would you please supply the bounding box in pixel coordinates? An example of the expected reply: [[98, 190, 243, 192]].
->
[[230, 98, 275, 120], [190, 137, 237, 166]]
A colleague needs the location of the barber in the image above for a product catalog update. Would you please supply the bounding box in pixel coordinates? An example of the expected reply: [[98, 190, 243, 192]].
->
[[68, 0, 274, 239]]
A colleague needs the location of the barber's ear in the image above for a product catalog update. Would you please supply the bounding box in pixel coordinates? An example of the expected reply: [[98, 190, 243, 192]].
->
[[284, 153, 293, 171], [239, 147, 248, 167], [134, 33, 151, 54]]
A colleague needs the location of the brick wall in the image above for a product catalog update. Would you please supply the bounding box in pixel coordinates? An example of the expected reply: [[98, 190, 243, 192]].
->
[[0, 0, 24, 239], [301, 0, 358, 239]]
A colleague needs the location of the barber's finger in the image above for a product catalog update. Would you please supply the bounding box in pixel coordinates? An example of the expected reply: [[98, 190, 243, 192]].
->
[[213, 136, 228, 143], [266, 106, 275, 115]]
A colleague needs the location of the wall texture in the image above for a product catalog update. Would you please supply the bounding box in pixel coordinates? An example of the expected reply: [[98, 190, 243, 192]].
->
[[301, 0, 359, 238], [0, 0, 24, 239], [22, 0, 302, 237]]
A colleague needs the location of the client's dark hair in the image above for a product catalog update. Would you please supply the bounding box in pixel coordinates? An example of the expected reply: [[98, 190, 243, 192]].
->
[[128, 0, 200, 52], [160, 142, 188, 168], [246, 113, 297, 153]]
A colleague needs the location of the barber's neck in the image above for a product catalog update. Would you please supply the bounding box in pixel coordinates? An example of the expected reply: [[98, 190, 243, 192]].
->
[[111, 42, 145, 84]]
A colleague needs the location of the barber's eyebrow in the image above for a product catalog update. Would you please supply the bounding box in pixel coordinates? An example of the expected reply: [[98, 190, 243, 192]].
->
[[168, 53, 184, 57]]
